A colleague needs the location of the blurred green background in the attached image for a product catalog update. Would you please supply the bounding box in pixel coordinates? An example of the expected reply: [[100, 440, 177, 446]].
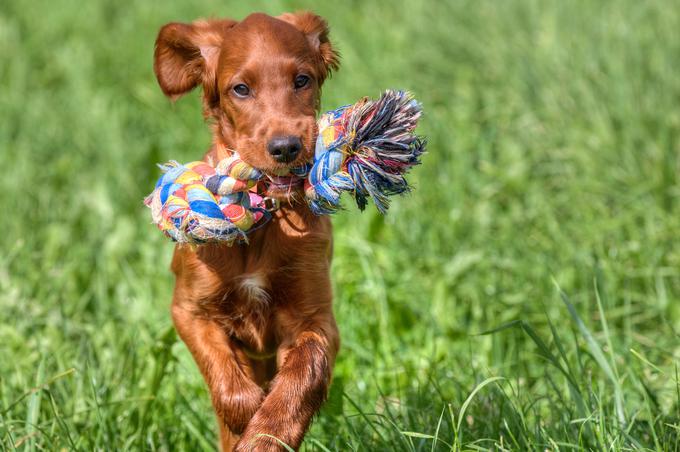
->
[[1, 0, 679, 450]]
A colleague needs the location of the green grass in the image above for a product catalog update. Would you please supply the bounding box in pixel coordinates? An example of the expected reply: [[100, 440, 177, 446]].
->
[[1, 0, 679, 450]]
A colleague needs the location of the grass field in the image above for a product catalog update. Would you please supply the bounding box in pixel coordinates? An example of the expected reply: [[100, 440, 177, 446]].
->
[[1, 0, 679, 450]]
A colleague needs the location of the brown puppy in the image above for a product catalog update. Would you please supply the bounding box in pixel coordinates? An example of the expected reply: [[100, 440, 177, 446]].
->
[[153, 12, 340, 451]]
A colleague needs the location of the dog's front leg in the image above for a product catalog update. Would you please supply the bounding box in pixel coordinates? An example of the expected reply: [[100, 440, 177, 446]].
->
[[235, 308, 339, 451], [171, 302, 265, 449]]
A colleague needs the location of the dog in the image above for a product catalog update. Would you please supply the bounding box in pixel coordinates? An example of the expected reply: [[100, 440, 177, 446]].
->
[[153, 11, 340, 451]]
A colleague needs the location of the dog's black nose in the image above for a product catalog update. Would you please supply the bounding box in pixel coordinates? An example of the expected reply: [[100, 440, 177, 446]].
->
[[267, 136, 302, 163]]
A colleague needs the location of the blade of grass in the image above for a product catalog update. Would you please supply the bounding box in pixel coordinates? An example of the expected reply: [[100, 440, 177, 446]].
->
[[556, 283, 626, 427], [455, 376, 504, 446]]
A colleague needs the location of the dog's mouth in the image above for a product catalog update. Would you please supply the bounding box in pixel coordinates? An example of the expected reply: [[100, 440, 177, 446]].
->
[[262, 171, 306, 196], [266, 174, 303, 188], [260, 154, 312, 200], [226, 133, 316, 201]]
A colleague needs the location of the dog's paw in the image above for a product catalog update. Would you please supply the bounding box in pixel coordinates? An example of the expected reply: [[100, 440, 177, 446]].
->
[[234, 414, 297, 452], [211, 379, 265, 435], [234, 431, 287, 452]]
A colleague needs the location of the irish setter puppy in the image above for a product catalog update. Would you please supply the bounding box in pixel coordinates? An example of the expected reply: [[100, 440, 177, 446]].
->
[[153, 11, 340, 451]]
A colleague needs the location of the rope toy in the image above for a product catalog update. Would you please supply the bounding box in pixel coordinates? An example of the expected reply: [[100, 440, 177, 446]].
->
[[145, 90, 426, 244]]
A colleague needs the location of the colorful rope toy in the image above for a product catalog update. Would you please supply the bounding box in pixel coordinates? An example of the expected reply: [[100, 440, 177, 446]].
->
[[145, 90, 426, 244]]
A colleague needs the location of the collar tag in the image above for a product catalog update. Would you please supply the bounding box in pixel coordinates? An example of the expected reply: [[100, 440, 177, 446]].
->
[[263, 197, 280, 212]]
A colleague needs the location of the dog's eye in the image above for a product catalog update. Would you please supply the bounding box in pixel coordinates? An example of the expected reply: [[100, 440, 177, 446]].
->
[[233, 84, 250, 97], [294, 74, 310, 89]]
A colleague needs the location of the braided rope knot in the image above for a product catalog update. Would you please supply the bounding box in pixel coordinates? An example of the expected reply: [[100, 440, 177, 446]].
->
[[145, 90, 426, 244], [144, 155, 268, 243]]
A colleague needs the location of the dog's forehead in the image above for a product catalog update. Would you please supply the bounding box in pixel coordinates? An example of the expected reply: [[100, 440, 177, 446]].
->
[[217, 14, 312, 77], [227, 13, 308, 53]]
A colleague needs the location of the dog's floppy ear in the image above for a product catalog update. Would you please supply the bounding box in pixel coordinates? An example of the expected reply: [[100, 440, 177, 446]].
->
[[154, 19, 236, 105], [278, 12, 340, 83]]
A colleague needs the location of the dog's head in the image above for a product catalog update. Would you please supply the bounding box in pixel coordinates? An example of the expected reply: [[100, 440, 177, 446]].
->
[[153, 12, 339, 172]]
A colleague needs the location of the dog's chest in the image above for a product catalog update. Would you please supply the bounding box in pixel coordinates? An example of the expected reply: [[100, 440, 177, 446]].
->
[[189, 210, 332, 351], [233, 272, 271, 306], [213, 270, 274, 352]]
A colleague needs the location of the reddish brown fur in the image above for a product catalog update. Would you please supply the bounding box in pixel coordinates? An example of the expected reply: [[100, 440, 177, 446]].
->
[[154, 11, 340, 451]]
